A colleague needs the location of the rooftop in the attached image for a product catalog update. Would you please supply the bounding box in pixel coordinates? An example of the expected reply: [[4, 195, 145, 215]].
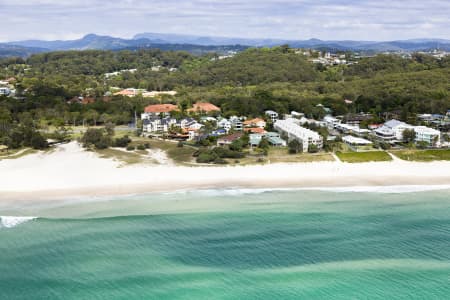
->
[[144, 104, 179, 113]]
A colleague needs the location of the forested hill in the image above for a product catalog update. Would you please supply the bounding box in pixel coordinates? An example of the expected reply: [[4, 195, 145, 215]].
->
[[0, 47, 449, 127]]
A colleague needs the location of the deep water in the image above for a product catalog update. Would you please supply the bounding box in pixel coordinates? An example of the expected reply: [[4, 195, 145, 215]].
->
[[1, 188, 450, 299]]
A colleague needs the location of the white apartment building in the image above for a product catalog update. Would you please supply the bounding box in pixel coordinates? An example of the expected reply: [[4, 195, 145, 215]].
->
[[265, 110, 279, 123], [274, 119, 323, 152], [414, 126, 441, 146]]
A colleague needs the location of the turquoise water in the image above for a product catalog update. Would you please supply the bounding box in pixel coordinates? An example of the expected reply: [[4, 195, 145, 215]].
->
[[1, 189, 450, 299]]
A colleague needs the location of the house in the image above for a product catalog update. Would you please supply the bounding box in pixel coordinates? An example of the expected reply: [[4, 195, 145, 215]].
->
[[243, 118, 266, 129], [335, 123, 370, 136], [229, 116, 245, 131], [323, 115, 341, 130], [142, 104, 179, 118], [344, 113, 373, 126], [342, 135, 373, 151], [0, 87, 11, 96], [114, 88, 144, 97], [142, 91, 177, 98], [244, 127, 266, 134], [142, 117, 177, 133], [265, 110, 279, 122], [265, 132, 286, 147], [217, 132, 243, 146], [179, 118, 203, 131], [274, 119, 323, 152], [217, 118, 232, 132], [188, 102, 221, 114], [375, 120, 413, 141], [414, 126, 441, 146], [249, 132, 286, 148]]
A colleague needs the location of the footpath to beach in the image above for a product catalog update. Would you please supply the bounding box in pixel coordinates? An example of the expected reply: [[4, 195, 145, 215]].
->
[[1, 142, 450, 200]]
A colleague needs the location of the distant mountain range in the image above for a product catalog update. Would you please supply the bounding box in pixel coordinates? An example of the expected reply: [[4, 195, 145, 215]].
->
[[1, 33, 449, 58]]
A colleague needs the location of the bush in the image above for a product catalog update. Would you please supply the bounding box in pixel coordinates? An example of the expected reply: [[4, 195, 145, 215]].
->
[[30, 133, 48, 150], [136, 144, 146, 150], [144, 143, 150, 149], [81, 128, 112, 149], [177, 141, 184, 148], [126, 145, 135, 151], [114, 135, 132, 147]]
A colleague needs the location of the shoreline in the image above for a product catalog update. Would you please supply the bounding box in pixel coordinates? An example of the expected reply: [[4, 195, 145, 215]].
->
[[1, 142, 450, 201]]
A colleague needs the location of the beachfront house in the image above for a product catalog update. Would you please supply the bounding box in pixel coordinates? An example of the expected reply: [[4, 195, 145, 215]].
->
[[375, 120, 413, 142], [217, 132, 243, 146], [274, 119, 323, 152], [414, 126, 441, 146], [342, 135, 373, 152]]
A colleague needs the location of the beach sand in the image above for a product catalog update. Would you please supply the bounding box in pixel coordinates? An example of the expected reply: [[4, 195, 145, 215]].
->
[[1, 142, 450, 200]]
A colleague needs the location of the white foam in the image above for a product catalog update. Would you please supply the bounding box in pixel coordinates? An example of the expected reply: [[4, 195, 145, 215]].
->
[[0, 216, 37, 228], [163, 185, 450, 196]]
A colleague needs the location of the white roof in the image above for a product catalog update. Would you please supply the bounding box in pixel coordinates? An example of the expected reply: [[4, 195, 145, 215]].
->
[[342, 135, 373, 145]]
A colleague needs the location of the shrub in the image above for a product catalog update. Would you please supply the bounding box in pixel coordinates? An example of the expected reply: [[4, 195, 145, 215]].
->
[[126, 145, 135, 151], [114, 135, 132, 147], [144, 143, 150, 149], [136, 144, 146, 150], [177, 141, 184, 148]]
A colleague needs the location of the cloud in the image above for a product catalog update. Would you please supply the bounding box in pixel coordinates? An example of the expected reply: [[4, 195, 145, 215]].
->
[[0, 0, 449, 41]]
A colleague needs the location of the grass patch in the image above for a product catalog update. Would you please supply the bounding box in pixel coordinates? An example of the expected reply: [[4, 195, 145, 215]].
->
[[336, 151, 392, 163], [95, 148, 145, 165], [391, 149, 450, 162], [267, 148, 334, 163]]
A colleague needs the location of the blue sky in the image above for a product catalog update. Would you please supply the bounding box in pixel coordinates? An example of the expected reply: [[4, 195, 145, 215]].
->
[[0, 0, 449, 42]]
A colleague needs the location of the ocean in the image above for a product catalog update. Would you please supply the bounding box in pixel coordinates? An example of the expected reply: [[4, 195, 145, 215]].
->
[[1, 188, 450, 299]]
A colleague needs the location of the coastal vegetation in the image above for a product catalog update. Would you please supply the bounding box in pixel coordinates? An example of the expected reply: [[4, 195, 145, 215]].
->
[[1, 46, 449, 164], [391, 149, 450, 161], [336, 151, 393, 163]]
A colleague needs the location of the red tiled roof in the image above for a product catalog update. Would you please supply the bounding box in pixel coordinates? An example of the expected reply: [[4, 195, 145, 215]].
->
[[188, 102, 221, 113], [244, 127, 266, 134], [243, 118, 266, 126], [144, 104, 179, 113]]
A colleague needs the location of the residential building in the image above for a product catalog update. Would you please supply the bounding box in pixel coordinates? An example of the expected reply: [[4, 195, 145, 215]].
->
[[274, 119, 323, 152], [414, 126, 441, 146], [375, 119, 413, 141], [323, 115, 341, 130], [244, 127, 266, 134], [0, 87, 11, 96], [265, 110, 279, 123], [188, 102, 221, 114], [142, 117, 177, 133], [142, 104, 179, 118], [342, 135, 373, 151], [249, 132, 286, 148], [230, 116, 244, 131], [142, 91, 177, 98], [335, 123, 370, 136], [217, 132, 243, 146], [243, 118, 266, 129], [217, 118, 232, 132]]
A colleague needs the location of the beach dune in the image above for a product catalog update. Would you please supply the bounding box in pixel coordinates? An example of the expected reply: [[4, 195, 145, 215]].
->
[[1, 142, 450, 200]]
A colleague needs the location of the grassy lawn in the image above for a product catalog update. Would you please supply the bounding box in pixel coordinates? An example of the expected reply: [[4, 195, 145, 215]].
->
[[336, 151, 392, 163], [267, 148, 334, 163], [391, 149, 450, 162]]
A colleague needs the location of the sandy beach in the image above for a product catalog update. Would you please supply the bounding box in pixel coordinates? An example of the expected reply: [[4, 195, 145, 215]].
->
[[1, 142, 450, 200]]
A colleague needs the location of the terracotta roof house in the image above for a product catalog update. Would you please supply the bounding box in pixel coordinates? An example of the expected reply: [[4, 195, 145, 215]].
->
[[243, 118, 266, 129], [188, 102, 221, 113], [81, 97, 96, 105], [217, 132, 243, 146], [144, 104, 179, 114], [244, 127, 267, 134]]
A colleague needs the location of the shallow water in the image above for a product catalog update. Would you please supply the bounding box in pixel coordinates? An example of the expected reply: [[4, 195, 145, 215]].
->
[[1, 188, 450, 299]]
